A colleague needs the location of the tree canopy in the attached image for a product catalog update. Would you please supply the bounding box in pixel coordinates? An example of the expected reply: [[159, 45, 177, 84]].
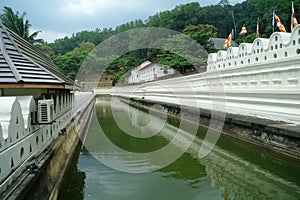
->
[[3, 0, 298, 81], [0, 6, 43, 44]]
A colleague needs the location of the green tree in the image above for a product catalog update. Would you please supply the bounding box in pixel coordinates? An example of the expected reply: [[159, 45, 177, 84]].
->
[[0, 6, 43, 44], [158, 33, 208, 74], [183, 24, 217, 52], [54, 42, 95, 79], [38, 44, 55, 59]]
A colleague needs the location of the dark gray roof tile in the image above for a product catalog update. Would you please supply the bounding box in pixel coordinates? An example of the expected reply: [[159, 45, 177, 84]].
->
[[0, 23, 74, 86]]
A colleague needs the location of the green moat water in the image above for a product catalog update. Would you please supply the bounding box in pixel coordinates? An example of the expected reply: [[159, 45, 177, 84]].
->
[[61, 97, 300, 200]]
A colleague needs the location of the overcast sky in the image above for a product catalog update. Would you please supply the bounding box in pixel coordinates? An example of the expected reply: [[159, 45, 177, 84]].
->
[[0, 0, 243, 42]]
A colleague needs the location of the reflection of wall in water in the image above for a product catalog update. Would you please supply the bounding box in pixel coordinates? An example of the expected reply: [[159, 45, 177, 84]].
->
[[189, 139, 300, 199]]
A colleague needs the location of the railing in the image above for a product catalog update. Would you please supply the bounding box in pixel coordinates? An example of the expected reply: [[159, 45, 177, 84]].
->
[[113, 57, 300, 125], [94, 87, 114, 95], [113, 26, 300, 125], [207, 25, 300, 73], [0, 92, 94, 192]]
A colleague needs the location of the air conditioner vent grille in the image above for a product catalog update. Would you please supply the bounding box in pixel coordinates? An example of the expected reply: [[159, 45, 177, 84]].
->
[[38, 100, 54, 124]]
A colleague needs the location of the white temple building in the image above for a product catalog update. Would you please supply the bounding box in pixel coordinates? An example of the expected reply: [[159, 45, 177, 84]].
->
[[128, 61, 174, 84]]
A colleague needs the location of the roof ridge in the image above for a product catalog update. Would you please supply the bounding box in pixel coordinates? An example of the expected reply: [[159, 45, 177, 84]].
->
[[5, 27, 66, 82], [0, 24, 22, 82]]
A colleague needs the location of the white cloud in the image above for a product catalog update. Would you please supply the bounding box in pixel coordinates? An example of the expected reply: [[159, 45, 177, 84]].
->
[[41, 31, 70, 42], [31, 28, 69, 42], [61, 0, 139, 16], [3, 0, 245, 42]]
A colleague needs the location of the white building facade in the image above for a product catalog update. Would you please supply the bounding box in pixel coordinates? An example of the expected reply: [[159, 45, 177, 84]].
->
[[128, 61, 174, 84]]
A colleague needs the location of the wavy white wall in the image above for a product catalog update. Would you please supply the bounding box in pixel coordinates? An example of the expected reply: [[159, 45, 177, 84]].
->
[[0, 92, 94, 190]]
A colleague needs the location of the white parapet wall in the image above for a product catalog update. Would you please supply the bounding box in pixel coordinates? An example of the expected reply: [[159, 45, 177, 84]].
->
[[113, 26, 300, 125], [93, 88, 114, 96], [0, 92, 94, 191]]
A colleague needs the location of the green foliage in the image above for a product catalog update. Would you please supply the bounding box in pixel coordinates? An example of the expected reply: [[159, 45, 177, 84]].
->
[[54, 42, 95, 79], [0, 6, 43, 45], [183, 24, 217, 52], [47, 0, 300, 81], [157, 33, 208, 73], [146, 2, 202, 31], [73, 42, 95, 52], [110, 50, 148, 83], [37, 44, 55, 59]]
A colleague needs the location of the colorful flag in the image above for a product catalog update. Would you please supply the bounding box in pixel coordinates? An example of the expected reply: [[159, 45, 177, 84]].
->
[[273, 12, 286, 32], [273, 12, 287, 32], [256, 18, 260, 38], [291, 2, 298, 31], [223, 29, 233, 48], [240, 24, 247, 35]]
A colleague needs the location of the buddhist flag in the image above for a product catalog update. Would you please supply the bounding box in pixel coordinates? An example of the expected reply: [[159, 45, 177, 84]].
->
[[291, 2, 298, 31], [273, 11, 286, 32], [223, 29, 233, 48], [256, 18, 260, 38], [240, 24, 247, 35]]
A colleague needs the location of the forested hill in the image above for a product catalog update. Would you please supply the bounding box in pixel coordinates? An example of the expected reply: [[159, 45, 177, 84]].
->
[[48, 0, 300, 80]]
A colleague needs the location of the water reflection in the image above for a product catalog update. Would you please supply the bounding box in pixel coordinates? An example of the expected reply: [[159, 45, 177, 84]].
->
[[60, 157, 86, 200], [63, 97, 300, 200]]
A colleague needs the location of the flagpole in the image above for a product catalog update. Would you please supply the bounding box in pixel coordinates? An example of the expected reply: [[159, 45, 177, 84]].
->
[[232, 11, 237, 39], [256, 17, 259, 38], [272, 10, 275, 33], [292, 2, 294, 32]]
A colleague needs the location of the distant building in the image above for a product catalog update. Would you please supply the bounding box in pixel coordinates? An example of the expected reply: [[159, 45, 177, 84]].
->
[[97, 73, 115, 87], [209, 38, 238, 50], [128, 60, 174, 84]]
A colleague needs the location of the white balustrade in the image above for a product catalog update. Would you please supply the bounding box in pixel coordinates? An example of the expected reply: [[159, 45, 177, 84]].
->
[[0, 91, 94, 188], [113, 26, 300, 125]]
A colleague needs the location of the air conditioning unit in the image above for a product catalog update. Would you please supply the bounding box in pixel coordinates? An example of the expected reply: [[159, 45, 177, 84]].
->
[[38, 99, 54, 124]]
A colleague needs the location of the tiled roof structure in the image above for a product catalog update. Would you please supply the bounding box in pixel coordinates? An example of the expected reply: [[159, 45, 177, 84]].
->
[[0, 23, 74, 88]]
